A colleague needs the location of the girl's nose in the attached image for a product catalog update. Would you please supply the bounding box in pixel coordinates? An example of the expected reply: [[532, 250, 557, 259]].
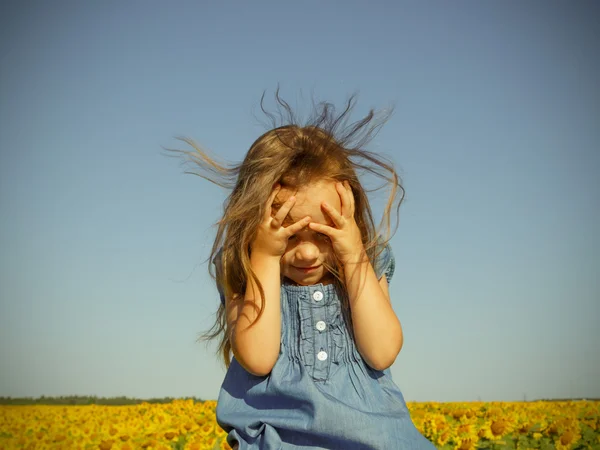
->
[[295, 241, 319, 261]]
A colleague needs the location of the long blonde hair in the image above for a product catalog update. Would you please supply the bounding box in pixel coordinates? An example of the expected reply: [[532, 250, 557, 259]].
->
[[165, 91, 405, 368]]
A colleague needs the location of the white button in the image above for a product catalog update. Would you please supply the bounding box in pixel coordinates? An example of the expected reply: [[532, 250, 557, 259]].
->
[[315, 321, 327, 331], [317, 351, 328, 361], [312, 291, 323, 301]]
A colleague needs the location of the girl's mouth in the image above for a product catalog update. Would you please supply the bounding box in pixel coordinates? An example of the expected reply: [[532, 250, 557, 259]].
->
[[295, 265, 320, 273]]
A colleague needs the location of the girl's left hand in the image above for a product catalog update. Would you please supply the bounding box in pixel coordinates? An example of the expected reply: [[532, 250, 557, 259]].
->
[[308, 181, 367, 266]]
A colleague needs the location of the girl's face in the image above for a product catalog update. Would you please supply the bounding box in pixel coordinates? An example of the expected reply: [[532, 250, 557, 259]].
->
[[275, 180, 342, 286]]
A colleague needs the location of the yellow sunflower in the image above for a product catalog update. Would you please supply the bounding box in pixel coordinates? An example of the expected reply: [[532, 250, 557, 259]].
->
[[436, 429, 452, 447], [480, 418, 512, 440], [554, 428, 582, 450], [455, 436, 478, 450], [199, 421, 216, 437]]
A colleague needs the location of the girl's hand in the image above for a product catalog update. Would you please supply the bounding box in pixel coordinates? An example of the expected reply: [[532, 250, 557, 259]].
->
[[308, 181, 366, 266], [251, 184, 312, 258]]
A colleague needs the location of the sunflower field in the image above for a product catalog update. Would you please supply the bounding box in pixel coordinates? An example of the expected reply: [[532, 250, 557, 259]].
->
[[0, 399, 598, 449]]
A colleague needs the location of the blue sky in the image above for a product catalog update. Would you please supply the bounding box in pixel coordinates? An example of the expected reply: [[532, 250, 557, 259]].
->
[[0, 1, 598, 402]]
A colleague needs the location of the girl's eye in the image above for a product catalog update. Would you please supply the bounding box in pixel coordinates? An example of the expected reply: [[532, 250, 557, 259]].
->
[[288, 235, 297, 241], [318, 233, 330, 241]]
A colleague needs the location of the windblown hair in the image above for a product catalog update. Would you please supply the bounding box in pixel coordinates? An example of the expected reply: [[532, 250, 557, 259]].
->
[[165, 90, 405, 368]]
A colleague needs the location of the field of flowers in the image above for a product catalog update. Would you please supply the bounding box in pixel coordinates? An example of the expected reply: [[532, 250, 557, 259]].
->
[[0, 399, 598, 449]]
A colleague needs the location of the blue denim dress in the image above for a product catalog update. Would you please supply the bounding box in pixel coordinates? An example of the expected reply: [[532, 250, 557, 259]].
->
[[214, 245, 436, 449]]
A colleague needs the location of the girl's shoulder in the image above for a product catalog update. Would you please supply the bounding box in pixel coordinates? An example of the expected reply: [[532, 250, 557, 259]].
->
[[373, 240, 395, 284]]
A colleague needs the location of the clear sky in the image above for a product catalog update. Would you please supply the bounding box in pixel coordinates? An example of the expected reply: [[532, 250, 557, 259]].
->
[[1, 1, 598, 403]]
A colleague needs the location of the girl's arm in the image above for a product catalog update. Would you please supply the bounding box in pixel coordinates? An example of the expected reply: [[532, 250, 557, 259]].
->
[[227, 252, 282, 377], [308, 181, 403, 371], [226, 185, 311, 376], [344, 259, 403, 371]]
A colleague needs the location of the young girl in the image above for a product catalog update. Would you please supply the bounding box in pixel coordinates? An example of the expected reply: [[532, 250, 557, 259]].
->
[[175, 93, 436, 449]]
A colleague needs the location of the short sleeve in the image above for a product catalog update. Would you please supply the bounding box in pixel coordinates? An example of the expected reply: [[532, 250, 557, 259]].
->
[[212, 248, 226, 306], [373, 242, 395, 285]]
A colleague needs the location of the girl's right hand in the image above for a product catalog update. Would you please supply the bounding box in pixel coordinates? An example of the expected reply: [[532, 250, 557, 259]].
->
[[250, 184, 311, 258]]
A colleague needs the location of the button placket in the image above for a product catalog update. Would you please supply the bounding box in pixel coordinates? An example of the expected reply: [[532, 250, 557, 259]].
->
[[311, 289, 330, 381]]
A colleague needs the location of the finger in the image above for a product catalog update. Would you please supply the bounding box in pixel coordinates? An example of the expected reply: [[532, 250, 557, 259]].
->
[[343, 180, 355, 216], [308, 221, 336, 237], [285, 216, 311, 235], [321, 201, 345, 229], [264, 185, 281, 220], [337, 181, 352, 218], [272, 195, 296, 228], [335, 182, 347, 218]]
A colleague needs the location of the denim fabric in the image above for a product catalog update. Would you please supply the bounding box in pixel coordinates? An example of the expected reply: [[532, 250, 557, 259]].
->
[[215, 244, 436, 449]]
